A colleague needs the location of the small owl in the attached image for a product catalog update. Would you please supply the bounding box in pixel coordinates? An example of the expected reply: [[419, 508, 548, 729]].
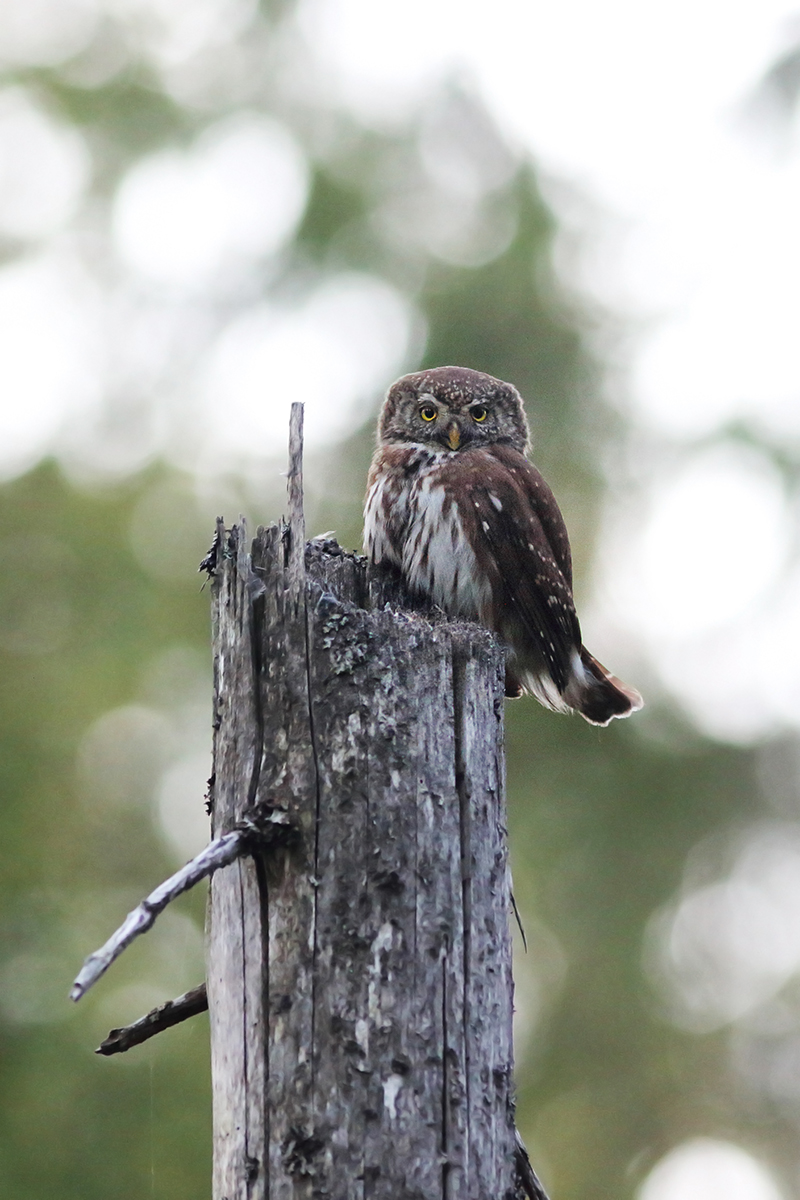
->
[[364, 365, 642, 725]]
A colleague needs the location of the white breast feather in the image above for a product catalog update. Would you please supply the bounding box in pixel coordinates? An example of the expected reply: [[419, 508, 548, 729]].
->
[[403, 474, 490, 619], [363, 474, 400, 567]]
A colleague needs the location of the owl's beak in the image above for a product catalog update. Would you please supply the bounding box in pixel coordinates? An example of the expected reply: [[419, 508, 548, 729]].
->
[[446, 422, 461, 451]]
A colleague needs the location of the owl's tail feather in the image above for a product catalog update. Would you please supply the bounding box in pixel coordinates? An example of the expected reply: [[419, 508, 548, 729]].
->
[[568, 649, 643, 726]]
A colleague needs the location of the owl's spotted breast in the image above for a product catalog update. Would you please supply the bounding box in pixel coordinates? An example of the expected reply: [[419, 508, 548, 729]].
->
[[366, 443, 491, 620], [365, 367, 642, 725]]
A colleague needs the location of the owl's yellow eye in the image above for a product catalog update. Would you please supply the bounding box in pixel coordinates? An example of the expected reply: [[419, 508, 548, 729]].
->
[[419, 405, 438, 422], [471, 405, 488, 422]]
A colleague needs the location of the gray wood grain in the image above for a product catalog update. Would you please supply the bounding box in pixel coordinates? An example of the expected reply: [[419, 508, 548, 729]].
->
[[206, 420, 518, 1198], [207, 518, 271, 1200]]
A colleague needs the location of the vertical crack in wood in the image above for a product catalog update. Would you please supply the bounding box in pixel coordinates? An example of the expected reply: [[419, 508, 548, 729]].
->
[[452, 645, 472, 1188], [241, 523, 267, 1198], [247, 530, 270, 1198], [237, 862, 254, 1197], [245, 582, 265, 810], [254, 850, 271, 1200], [301, 559, 323, 1099], [440, 950, 450, 1200], [285, 399, 324, 1122]]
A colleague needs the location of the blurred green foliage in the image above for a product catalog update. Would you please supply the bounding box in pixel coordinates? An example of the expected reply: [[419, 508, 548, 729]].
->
[[0, 5, 794, 1200], [0, 463, 212, 1199]]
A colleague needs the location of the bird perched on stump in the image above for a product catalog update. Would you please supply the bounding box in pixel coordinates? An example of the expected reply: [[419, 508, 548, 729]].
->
[[364, 365, 642, 726]]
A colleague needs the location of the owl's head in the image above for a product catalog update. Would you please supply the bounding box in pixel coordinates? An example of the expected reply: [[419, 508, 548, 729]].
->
[[378, 366, 530, 454]]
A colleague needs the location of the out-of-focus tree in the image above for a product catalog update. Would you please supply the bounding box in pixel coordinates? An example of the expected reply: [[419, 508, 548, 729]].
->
[[1, 4, 800, 1200]]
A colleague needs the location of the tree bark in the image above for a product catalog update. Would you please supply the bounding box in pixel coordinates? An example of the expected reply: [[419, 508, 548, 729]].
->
[[206, 408, 518, 1199]]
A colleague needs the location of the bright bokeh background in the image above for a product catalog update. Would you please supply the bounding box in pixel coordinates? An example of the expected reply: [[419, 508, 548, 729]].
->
[[2, 2, 800, 1198]]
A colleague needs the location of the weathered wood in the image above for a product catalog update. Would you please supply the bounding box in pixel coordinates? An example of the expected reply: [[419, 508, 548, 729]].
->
[[206, 516, 272, 1198], [206, 410, 519, 1198]]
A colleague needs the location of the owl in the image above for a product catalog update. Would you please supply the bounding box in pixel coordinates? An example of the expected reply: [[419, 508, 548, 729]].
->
[[363, 366, 642, 726]]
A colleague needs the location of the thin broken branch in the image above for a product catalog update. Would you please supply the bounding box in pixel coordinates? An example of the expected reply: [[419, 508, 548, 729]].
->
[[71, 830, 245, 1002], [96, 983, 208, 1056], [71, 809, 297, 1002]]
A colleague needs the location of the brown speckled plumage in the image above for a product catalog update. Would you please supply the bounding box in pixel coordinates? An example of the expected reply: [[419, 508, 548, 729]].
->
[[364, 365, 642, 725]]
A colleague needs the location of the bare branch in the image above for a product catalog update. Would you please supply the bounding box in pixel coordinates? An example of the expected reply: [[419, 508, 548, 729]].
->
[[96, 983, 208, 1056], [71, 809, 297, 1002], [71, 830, 246, 1002]]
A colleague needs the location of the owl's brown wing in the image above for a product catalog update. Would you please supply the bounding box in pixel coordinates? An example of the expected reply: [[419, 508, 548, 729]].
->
[[438, 445, 581, 695], [487, 443, 574, 588]]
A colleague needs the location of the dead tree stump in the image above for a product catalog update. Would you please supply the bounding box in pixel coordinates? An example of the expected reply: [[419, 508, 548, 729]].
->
[[206, 407, 518, 1199]]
